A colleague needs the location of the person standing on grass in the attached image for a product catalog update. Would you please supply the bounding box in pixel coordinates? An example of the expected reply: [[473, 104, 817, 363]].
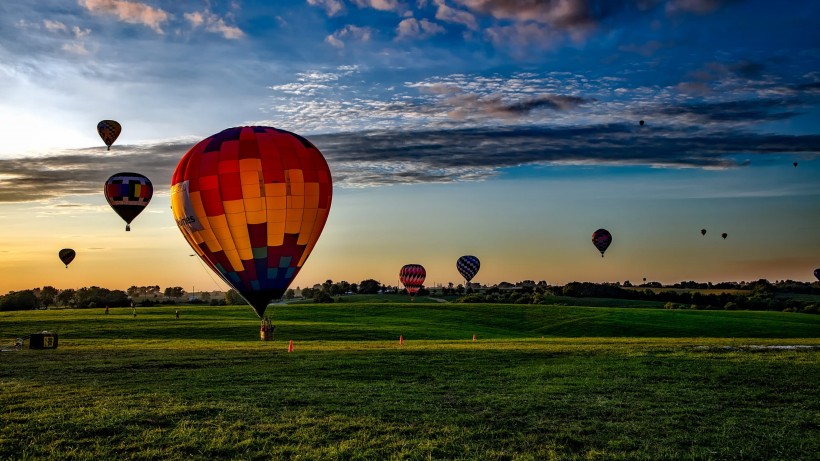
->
[[132, 306, 136, 318], [105, 306, 109, 314], [175, 309, 179, 319]]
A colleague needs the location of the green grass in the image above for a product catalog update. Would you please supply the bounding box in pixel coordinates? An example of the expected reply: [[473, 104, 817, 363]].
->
[[1, 304, 819, 460]]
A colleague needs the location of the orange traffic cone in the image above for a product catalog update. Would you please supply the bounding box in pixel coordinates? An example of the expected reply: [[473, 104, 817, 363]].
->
[[399, 335, 404, 345], [472, 334, 476, 342], [288, 340, 294, 353]]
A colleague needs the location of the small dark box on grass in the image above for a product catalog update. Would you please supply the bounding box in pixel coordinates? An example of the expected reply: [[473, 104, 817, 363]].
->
[[30, 332, 58, 349]]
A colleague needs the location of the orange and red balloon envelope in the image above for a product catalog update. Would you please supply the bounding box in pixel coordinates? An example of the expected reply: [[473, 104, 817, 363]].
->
[[171, 126, 332, 317]]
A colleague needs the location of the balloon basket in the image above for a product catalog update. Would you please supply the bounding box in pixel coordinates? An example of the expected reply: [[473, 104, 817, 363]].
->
[[260, 318, 274, 341]]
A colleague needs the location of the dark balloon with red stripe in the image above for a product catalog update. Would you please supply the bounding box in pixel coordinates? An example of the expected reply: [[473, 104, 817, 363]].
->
[[59, 248, 75, 268], [400, 264, 426, 297], [105, 172, 153, 231], [170, 126, 332, 318], [592, 229, 612, 257]]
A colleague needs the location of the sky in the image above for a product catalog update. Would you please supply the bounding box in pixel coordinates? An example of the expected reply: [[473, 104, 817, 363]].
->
[[0, 0, 819, 295]]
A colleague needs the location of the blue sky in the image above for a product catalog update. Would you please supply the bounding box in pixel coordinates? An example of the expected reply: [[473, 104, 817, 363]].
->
[[0, 0, 818, 293]]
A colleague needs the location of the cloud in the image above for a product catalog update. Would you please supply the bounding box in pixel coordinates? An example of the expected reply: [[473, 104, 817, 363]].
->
[[326, 25, 374, 48], [396, 17, 445, 40], [433, 0, 478, 30], [308, 0, 345, 17], [43, 20, 68, 33], [2, 125, 817, 200], [352, 0, 404, 12], [184, 10, 244, 39], [79, 0, 170, 33], [445, 93, 593, 120]]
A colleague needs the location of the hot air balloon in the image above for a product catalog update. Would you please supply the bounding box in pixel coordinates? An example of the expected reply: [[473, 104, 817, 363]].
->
[[399, 264, 426, 300], [592, 229, 612, 257], [58, 248, 75, 268], [700, 229, 707, 236], [456, 255, 480, 284], [105, 172, 153, 231], [171, 126, 332, 319], [639, 120, 645, 126], [814, 268, 820, 281], [721, 233, 728, 239], [793, 162, 798, 167], [97, 120, 121, 150]]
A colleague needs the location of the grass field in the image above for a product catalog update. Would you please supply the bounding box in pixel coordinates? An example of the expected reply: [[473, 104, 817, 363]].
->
[[1, 304, 819, 460]]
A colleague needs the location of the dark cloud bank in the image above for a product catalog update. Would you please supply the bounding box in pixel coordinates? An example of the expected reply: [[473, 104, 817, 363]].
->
[[0, 124, 817, 202]]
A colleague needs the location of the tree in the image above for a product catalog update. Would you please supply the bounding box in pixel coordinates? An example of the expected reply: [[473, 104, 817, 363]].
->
[[39, 286, 59, 307], [164, 286, 185, 298], [358, 279, 381, 294], [225, 289, 247, 305], [0, 290, 40, 311], [285, 289, 295, 300], [56, 288, 76, 307]]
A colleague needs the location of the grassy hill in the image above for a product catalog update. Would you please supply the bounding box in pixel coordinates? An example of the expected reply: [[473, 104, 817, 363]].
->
[[1, 304, 818, 460]]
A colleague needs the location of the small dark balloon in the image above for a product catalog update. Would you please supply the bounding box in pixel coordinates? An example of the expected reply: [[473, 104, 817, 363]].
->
[[700, 229, 707, 236], [793, 162, 798, 167], [59, 248, 76, 268], [721, 233, 728, 239], [639, 120, 645, 126]]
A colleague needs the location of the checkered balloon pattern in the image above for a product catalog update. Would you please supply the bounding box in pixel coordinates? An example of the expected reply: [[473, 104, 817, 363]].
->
[[171, 126, 332, 318], [592, 228, 612, 257], [456, 255, 480, 282], [399, 264, 426, 295], [97, 120, 121, 150], [105, 172, 153, 231]]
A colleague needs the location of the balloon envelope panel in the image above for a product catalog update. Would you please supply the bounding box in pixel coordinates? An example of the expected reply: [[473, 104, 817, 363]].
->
[[400, 264, 426, 295], [105, 172, 153, 227], [59, 248, 75, 267], [97, 120, 121, 149], [592, 228, 612, 256], [171, 126, 332, 317], [456, 255, 480, 282]]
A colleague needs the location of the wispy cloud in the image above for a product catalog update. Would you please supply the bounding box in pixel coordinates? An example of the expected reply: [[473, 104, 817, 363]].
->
[[326, 24, 374, 48], [79, 0, 170, 34], [184, 9, 244, 39], [308, 0, 346, 17], [396, 17, 445, 40]]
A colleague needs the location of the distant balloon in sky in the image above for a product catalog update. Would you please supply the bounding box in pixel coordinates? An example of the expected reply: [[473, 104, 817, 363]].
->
[[592, 229, 612, 257], [105, 172, 153, 231], [58, 248, 75, 268], [793, 162, 798, 167], [399, 264, 426, 299], [97, 120, 121, 151], [456, 255, 480, 283], [639, 120, 645, 126], [721, 232, 728, 239], [700, 228, 707, 236], [814, 268, 820, 281], [171, 126, 332, 318]]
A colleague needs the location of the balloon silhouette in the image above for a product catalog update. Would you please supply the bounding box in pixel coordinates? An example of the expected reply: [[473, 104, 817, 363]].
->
[[793, 162, 798, 167], [700, 228, 707, 236], [592, 229, 612, 257], [456, 255, 480, 283], [400, 264, 426, 299], [105, 172, 153, 231], [721, 233, 728, 239], [814, 268, 820, 281], [171, 126, 332, 318], [58, 248, 75, 268], [97, 120, 121, 150], [639, 120, 645, 126]]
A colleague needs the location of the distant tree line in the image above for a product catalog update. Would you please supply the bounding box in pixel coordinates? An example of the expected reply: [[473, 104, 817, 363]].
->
[[2, 279, 818, 314]]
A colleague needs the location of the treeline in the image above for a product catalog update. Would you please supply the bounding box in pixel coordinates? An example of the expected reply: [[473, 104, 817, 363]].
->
[[0, 286, 131, 311], [455, 279, 820, 314]]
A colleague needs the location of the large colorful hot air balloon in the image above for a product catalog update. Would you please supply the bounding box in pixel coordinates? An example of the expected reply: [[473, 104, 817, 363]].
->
[[813, 268, 819, 281], [592, 229, 612, 257], [105, 172, 153, 231], [399, 264, 426, 299], [457, 255, 480, 283], [58, 248, 75, 268], [171, 126, 332, 318], [97, 120, 121, 150]]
